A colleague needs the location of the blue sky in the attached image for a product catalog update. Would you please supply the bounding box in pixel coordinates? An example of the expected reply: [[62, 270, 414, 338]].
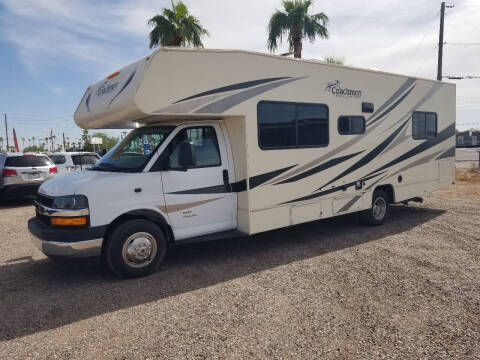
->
[[0, 0, 479, 150]]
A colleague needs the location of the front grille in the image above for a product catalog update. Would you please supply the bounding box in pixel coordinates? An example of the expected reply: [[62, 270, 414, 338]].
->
[[36, 210, 51, 226], [36, 193, 54, 208]]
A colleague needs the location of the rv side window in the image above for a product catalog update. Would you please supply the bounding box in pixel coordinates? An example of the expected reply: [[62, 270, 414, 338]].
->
[[257, 101, 328, 149], [338, 116, 365, 135], [167, 126, 221, 169], [412, 112, 437, 139]]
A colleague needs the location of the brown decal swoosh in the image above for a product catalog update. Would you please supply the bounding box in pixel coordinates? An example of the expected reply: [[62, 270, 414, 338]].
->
[[157, 197, 224, 213]]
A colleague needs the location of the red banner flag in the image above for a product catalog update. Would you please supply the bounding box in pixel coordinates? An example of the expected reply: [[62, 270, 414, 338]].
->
[[13, 128, 20, 153]]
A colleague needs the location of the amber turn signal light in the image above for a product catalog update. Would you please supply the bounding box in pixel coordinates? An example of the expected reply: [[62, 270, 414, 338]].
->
[[51, 217, 87, 226]]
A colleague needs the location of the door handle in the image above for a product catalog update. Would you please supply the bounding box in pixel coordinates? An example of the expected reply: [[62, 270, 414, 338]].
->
[[223, 169, 232, 193]]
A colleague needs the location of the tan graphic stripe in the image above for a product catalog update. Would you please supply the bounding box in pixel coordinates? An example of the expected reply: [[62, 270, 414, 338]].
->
[[337, 195, 362, 213], [389, 149, 444, 176], [157, 197, 224, 213]]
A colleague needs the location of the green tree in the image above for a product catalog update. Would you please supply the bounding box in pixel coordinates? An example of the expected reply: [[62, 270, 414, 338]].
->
[[81, 131, 119, 152], [90, 132, 119, 151], [148, 1, 209, 48], [267, 0, 329, 59], [81, 129, 90, 151], [23, 145, 46, 153]]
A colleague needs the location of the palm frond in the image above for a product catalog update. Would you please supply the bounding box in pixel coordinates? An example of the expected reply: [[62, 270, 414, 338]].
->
[[148, 15, 176, 48], [267, 11, 290, 51], [267, 0, 330, 56], [148, 1, 208, 48]]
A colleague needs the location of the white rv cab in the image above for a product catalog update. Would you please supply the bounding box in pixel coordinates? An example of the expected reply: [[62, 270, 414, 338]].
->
[[29, 48, 456, 277]]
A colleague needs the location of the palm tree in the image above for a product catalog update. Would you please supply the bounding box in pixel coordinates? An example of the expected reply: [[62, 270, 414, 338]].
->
[[148, 1, 209, 48], [0, 136, 3, 151], [267, 0, 329, 59]]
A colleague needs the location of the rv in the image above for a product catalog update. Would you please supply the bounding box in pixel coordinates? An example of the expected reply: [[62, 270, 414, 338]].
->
[[28, 48, 456, 278]]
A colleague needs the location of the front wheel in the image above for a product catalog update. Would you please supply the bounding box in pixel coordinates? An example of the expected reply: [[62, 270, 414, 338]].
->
[[359, 189, 390, 226], [104, 219, 167, 278]]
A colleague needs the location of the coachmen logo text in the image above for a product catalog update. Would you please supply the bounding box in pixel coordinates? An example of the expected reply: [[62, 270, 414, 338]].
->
[[325, 80, 362, 98], [96, 81, 118, 97]]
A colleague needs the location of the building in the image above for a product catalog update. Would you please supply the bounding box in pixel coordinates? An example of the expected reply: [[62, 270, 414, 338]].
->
[[456, 130, 480, 148]]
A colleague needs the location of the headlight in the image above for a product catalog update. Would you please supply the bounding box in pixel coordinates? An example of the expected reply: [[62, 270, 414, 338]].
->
[[52, 195, 89, 209]]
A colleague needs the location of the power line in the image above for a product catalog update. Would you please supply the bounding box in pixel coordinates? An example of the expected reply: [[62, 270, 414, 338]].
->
[[445, 75, 480, 79], [402, 10, 440, 73], [414, 45, 438, 76], [445, 42, 480, 46]]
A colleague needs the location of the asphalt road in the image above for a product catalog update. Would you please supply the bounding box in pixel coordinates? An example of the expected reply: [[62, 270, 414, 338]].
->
[[0, 180, 479, 359]]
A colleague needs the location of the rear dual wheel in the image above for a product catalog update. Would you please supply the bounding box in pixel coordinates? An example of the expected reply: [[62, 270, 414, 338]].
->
[[104, 219, 167, 278], [359, 189, 390, 226]]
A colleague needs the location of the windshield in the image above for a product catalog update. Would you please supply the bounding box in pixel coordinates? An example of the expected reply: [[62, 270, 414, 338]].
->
[[92, 126, 174, 172]]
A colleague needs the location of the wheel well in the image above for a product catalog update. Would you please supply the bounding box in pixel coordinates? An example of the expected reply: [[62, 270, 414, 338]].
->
[[102, 210, 174, 256], [374, 184, 395, 203]]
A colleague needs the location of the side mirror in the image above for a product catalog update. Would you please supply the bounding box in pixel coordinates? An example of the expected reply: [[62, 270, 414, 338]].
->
[[178, 142, 196, 169]]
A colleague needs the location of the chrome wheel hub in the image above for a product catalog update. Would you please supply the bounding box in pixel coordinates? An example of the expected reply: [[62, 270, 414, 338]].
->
[[122, 232, 157, 268], [372, 197, 387, 220]]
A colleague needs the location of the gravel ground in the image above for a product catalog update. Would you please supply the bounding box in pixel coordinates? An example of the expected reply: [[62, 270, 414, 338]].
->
[[0, 178, 479, 359]]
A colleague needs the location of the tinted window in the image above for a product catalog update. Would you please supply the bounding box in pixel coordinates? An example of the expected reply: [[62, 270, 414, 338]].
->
[[425, 113, 437, 138], [5, 155, 53, 167], [258, 101, 328, 149], [297, 105, 329, 146], [72, 155, 99, 165], [258, 102, 296, 148], [338, 116, 365, 135], [49, 155, 66, 164], [168, 126, 221, 168], [412, 112, 437, 139]]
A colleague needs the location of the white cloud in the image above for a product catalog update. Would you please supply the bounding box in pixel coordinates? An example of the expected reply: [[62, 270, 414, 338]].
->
[[50, 86, 64, 94]]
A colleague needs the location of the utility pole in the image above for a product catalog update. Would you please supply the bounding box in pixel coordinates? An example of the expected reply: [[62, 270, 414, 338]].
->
[[437, 2, 454, 81], [4, 114, 9, 151], [437, 2, 445, 81]]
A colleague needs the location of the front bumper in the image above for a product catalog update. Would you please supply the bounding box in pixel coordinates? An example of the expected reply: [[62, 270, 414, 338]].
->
[[1, 183, 41, 199], [28, 217, 107, 258]]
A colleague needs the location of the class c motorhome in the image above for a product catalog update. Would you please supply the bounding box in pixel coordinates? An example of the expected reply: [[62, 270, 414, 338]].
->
[[28, 48, 456, 278]]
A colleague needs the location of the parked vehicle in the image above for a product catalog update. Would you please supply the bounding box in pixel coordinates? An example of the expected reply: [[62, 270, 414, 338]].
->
[[29, 48, 456, 278], [49, 152, 100, 174], [1, 152, 57, 201]]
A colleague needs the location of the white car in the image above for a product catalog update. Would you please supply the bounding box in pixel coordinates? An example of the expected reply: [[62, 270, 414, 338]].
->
[[48, 152, 100, 174], [0, 152, 57, 201]]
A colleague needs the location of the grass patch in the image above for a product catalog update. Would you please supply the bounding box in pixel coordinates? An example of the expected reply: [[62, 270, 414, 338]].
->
[[456, 169, 480, 183]]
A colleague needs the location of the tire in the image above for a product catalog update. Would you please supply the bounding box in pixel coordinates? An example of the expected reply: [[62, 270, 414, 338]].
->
[[359, 189, 390, 226], [46, 254, 70, 263], [0, 189, 6, 205], [104, 219, 167, 278]]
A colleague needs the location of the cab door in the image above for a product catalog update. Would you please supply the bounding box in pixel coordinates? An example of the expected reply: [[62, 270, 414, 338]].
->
[[160, 124, 237, 240]]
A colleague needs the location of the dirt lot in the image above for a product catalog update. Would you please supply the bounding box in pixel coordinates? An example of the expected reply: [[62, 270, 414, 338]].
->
[[0, 173, 479, 359]]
